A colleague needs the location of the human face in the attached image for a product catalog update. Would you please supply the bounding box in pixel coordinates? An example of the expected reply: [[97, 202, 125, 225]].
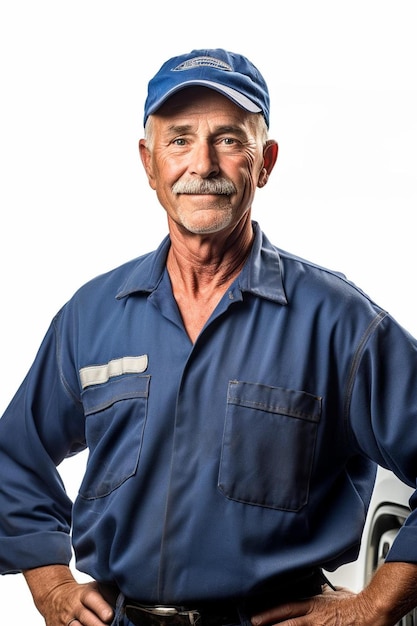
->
[[139, 87, 276, 238]]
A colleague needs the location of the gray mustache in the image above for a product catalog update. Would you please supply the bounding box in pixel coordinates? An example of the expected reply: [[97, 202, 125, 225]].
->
[[172, 178, 236, 195]]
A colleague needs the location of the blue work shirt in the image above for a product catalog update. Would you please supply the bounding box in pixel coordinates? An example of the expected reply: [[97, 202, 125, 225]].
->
[[1, 222, 417, 603]]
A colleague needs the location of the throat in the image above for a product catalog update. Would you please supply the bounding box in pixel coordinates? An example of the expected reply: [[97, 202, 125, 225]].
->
[[166, 233, 252, 342], [172, 283, 231, 343]]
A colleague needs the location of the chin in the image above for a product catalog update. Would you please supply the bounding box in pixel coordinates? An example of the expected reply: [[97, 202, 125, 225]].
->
[[179, 210, 235, 235]]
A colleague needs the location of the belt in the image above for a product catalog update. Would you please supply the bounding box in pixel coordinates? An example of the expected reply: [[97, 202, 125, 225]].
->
[[99, 568, 327, 626], [98, 585, 241, 626], [124, 603, 240, 626]]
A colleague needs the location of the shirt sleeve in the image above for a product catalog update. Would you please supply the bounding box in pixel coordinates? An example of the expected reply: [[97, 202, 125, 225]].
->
[[0, 316, 86, 574], [348, 312, 417, 562]]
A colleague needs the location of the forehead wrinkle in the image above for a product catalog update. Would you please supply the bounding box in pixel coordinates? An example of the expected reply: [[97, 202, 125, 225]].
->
[[163, 121, 249, 140]]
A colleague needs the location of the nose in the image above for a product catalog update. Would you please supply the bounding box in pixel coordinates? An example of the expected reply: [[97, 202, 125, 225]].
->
[[189, 141, 220, 178]]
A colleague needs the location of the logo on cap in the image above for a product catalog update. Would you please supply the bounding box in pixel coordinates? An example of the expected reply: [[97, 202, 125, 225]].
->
[[173, 56, 232, 72]]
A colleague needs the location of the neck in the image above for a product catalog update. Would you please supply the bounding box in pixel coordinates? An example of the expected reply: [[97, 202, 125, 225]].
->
[[166, 218, 254, 296], [165, 218, 254, 342]]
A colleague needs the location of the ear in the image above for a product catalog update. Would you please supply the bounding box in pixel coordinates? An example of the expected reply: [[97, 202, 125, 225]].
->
[[257, 140, 279, 188], [139, 139, 157, 190]]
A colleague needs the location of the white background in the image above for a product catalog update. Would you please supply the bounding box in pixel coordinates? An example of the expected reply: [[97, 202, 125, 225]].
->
[[1, 1, 416, 622]]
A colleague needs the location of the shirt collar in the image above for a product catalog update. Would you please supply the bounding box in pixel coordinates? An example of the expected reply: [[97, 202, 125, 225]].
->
[[237, 222, 288, 304], [116, 221, 288, 305]]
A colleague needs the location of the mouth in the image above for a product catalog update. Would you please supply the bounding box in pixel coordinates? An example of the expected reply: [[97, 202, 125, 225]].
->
[[179, 191, 228, 196]]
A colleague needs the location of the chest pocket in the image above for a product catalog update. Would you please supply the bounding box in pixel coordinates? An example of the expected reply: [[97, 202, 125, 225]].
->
[[79, 375, 150, 499], [218, 381, 321, 512]]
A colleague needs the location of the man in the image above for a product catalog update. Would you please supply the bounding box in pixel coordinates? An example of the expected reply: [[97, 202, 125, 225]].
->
[[1, 48, 417, 626]]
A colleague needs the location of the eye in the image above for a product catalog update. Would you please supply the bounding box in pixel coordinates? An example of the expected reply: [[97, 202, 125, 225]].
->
[[172, 137, 187, 146], [216, 135, 246, 149], [221, 137, 237, 145]]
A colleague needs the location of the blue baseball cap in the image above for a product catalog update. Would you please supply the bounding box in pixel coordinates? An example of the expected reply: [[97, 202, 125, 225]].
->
[[143, 48, 270, 128]]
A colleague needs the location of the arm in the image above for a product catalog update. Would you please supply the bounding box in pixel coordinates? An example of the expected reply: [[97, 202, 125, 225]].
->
[[23, 565, 114, 626], [0, 319, 87, 575], [251, 561, 417, 626]]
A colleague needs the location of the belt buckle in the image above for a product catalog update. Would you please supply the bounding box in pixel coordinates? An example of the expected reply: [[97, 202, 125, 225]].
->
[[125, 603, 201, 626]]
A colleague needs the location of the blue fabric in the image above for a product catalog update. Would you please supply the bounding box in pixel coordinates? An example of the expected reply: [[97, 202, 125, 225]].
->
[[1, 222, 417, 604], [143, 49, 270, 127], [111, 593, 127, 625]]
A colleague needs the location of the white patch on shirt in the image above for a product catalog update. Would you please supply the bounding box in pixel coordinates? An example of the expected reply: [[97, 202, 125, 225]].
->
[[79, 355, 148, 389]]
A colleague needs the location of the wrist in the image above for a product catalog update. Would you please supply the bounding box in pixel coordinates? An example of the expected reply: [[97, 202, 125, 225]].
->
[[23, 564, 76, 614]]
